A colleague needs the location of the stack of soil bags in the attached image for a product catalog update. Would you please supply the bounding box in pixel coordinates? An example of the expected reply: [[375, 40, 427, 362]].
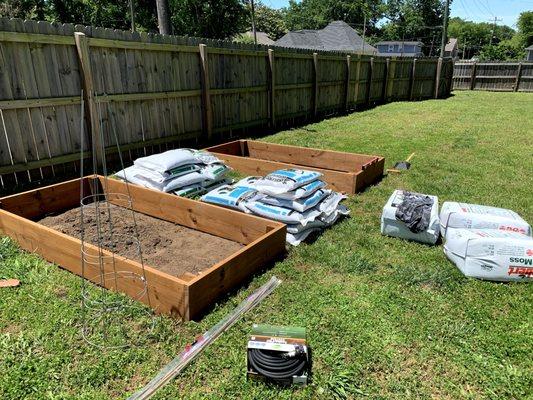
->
[[440, 202, 532, 282], [115, 148, 230, 197], [201, 169, 349, 245]]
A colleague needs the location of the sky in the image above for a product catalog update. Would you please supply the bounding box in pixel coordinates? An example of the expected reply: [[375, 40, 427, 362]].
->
[[264, 0, 533, 29]]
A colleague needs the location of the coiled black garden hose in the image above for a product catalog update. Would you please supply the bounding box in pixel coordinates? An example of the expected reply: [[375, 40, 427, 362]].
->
[[248, 348, 307, 380]]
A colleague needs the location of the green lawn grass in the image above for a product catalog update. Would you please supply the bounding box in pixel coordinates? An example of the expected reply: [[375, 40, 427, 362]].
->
[[1, 91, 532, 399]]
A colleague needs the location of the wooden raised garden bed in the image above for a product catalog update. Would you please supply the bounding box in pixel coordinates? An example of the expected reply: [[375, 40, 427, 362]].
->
[[0, 175, 286, 320], [205, 140, 385, 193]]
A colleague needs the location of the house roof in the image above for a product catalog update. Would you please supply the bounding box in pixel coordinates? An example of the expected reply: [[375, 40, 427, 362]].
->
[[275, 21, 377, 54], [242, 31, 275, 45], [376, 41, 423, 46], [445, 38, 458, 52]]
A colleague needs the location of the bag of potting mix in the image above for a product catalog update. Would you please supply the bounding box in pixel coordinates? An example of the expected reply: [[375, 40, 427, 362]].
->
[[260, 189, 330, 212], [253, 169, 323, 195], [201, 184, 261, 213]]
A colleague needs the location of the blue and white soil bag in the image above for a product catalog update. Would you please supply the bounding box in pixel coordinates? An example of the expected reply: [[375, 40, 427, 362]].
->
[[260, 189, 330, 212], [444, 228, 533, 282], [201, 184, 262, 213], [245, 201, 322, 225], [440, 202, 531, 238], [253, 169, 323, 196]]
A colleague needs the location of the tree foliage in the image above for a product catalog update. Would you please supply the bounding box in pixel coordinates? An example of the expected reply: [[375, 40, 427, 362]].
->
[[284, 0, 384, 34], [248, 1, 287, 40], [516, 11, 533, 47], [448, 17, 518, 59], [380, 0, 450, 56], [170, 0, 247, 39]]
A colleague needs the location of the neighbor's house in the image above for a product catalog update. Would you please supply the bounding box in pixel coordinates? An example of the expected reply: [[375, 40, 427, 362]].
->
[[241, 31, 275, 45], [444, 38, 459, 59], [526, 45, 533, 61], [376, 41, 424, 57], [275, 21, 377, 55]]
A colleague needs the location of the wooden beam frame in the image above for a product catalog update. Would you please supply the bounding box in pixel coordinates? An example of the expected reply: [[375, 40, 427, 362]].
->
[[0, 176, 286, 321], [205, 140, 385, 194]]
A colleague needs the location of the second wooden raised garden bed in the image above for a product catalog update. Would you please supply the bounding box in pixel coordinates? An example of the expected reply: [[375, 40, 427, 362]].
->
[[205, 140, 385, 193]]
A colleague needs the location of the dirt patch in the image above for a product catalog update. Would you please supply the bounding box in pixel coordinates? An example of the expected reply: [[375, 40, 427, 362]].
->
[[38, 206, 243, 278]]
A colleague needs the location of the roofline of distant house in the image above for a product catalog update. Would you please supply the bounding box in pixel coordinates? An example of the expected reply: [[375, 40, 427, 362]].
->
[[376, 41, 423, 45]]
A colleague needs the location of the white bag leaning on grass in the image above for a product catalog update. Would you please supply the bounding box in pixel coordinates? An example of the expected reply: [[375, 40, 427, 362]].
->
[[444, 228, 533, 282], [440, 202, 532, 238]]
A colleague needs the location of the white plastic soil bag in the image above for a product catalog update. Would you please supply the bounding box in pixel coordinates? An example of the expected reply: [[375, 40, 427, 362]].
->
[[200, 163, 231, 181], [134, 149, 220, 176], [440, 202, 531, 238], [254, 169, 323, 196], [174, 178, 230, 198], [201, 185, 261, 212], [245, 201, 322, 226], [381, 190, 440, 244], [261, 189, 330, 212], [444, 228, 533, 282], [115, 165, 207, 192]]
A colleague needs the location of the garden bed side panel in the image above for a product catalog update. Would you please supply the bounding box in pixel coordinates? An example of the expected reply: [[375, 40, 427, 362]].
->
[[102, 176, 278, 245], [187, 224, 286, 319], [0, 207, 190, 318]]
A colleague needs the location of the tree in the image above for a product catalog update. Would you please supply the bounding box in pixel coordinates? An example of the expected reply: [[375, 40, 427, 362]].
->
[[380, 0, 451, 56], [284, 0, 384, 34], [156, 0, 171, 34], [517, 11, 533, 47], [246, 2, 287, 40], [170, 0, 248, 39], [448, 17, 517, 59], [479, 41, 524, 61]]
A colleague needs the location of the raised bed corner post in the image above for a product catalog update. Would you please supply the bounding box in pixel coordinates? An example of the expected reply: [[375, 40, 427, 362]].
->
[[434, 57, 443, 99], [199, 44, 213, 141], [344, 55, 351, 111], [268, 49, 276, 127], [514, 62, 522, 92], [313, 52, 319, 117], [74, 32, 104, 168]]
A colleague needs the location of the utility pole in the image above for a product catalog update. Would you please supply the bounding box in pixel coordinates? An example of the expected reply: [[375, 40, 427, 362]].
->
[[129, 0, 135, 32], [156, 0, 171, 35], [250, 0, 257, 45], [439, 0, 450, 58], [488, 16, 503, 45]]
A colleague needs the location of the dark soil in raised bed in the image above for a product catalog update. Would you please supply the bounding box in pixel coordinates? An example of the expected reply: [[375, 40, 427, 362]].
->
[[38, 205, 243, 278]]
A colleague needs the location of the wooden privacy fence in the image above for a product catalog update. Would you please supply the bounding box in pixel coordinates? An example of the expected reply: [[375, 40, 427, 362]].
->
[[0, 18, 453, 190], [453, 61, 533, 92]]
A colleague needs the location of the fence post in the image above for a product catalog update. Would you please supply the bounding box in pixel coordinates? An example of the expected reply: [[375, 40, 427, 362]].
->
[[74, 32, 103, 167], [199, 44, 213, 141], [354, 55, 362, 107], [313, 52, 319, 117], [268, 49, 276, 127], [366, 57, 374, 107], [434, 57, 443, 98], [469, 61, 477, 91], [345, 55, 351, 111], [409, 58, 417, 100], [514, 62, 523, 92], [382, 58, 390, 102]]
